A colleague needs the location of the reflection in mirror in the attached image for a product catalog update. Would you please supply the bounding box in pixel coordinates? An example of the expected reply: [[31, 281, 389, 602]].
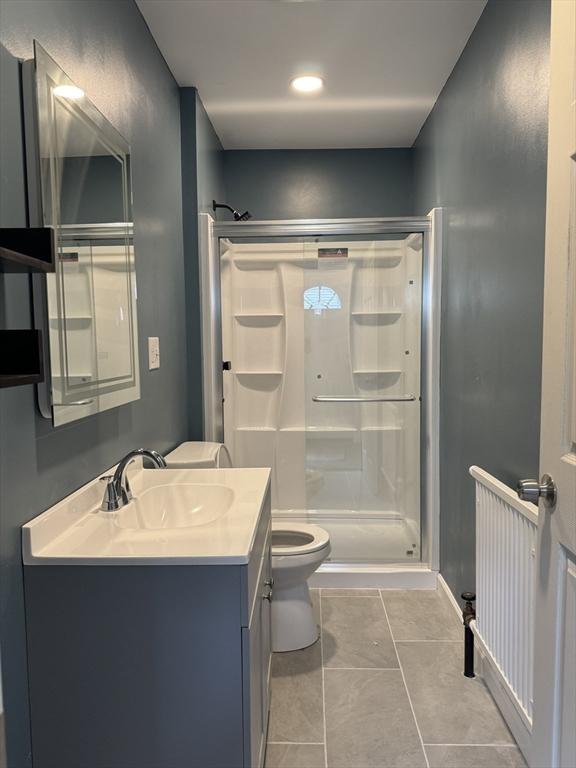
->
[[27, 43, 139, 425]]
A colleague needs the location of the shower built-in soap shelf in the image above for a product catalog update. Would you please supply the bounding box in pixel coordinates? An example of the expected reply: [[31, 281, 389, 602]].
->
[[351, 311, 402, 321], [234, 312, 284, 326], [49, 315, 93, 329], [236, 426, 277, 432], [361, 425, 403, 432], [352, 370, 405, 399], [233, 258, 278, 271], [353, 369, 402, 378], [235, 371, 283, 377], [278, 426, 357, 433], [234, 256, 326, 270]]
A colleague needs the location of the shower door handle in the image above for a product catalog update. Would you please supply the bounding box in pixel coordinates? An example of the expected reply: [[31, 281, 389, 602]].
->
[[312, 395, 417, 403]]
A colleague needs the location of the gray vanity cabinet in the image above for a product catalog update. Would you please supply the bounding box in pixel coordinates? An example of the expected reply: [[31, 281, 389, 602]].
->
[[24, 493, 272, 768]]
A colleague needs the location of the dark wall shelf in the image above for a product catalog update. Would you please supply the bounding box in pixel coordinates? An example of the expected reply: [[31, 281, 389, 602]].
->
[[0, 227, 56, 273], [0, 330, 44, 388]]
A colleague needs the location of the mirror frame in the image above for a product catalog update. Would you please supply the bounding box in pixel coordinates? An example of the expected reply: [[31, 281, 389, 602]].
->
[[22, 42, 140, 425]]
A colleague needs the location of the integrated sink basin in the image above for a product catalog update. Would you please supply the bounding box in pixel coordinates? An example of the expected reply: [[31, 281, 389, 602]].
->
[[23, 464, 271, 565], [115, 483, 234, 530]]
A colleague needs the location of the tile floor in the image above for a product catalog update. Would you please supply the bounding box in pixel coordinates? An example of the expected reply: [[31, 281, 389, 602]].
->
[[265, 588, 526, 768]]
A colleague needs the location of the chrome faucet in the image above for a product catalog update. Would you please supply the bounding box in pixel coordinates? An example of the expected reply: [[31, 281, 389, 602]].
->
[[100, 448, 167, 511]]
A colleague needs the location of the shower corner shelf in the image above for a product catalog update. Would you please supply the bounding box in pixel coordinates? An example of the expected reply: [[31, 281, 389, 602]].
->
[[351, 310, 402, 316], [278, 426, 357, 433], [353, 369, 402, 376], [49, 315, 93, 328], [234, 312, 284, 326], [236, 426, 277, 432], [235, 370, 283, 376], [234, 312, 284, 317], [233, 258, 278, 271], [351, 310, 403, 321], [361, 425, 403, 432]]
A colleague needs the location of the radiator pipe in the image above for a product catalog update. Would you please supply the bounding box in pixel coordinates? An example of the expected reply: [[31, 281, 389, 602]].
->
[[461, 591, 476, 678]]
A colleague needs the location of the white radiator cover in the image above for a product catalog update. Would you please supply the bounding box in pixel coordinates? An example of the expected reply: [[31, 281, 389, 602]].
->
[[469, 466, 538, 737]]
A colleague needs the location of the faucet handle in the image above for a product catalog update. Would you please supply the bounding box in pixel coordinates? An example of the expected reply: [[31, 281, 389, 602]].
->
[[99, 475, 120, 512]]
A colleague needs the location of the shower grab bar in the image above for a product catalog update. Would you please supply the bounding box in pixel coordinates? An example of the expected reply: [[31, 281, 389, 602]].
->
[[312, 394, 417, 403]]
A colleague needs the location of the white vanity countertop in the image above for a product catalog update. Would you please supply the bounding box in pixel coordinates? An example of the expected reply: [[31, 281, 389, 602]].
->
[[22, 466, 271, 566]]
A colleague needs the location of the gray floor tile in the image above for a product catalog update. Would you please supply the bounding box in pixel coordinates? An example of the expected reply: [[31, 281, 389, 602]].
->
[[265, 743, 325, 768], [324, 669, 427, 768], [322, 596, 398, 668], [268, 640, 324, 743], [426, 745, 527, 767], [321, 589, 380, 597], [397, 642, 515, 745], [381, 589, 462, 642]]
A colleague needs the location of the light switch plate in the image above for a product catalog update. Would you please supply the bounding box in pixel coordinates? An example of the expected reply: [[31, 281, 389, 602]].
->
[[148, 337, 160, 370]]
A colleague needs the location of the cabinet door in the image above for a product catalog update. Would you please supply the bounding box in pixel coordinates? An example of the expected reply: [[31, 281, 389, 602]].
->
[[242, 535, 272, 768], [260, 544, 272, 743]]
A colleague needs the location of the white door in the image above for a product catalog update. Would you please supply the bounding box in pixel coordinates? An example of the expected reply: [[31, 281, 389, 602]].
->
[[525, 2, 576, 766]]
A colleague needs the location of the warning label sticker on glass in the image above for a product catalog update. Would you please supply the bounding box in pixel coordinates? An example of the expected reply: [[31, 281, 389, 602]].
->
[[318, 248, 348, 258]]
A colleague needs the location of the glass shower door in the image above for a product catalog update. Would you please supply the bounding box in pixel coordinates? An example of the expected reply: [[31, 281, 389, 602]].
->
[[302, 235, 423, 564]]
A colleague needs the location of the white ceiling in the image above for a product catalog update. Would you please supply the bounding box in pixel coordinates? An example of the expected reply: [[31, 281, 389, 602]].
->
[[137, 0, 486, 150]]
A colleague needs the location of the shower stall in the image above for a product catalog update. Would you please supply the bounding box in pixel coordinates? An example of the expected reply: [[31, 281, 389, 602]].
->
[[200, 214, 441, 587]]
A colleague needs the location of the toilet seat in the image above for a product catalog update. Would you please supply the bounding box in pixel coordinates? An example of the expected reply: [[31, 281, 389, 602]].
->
[[271, 522, 330, 556]]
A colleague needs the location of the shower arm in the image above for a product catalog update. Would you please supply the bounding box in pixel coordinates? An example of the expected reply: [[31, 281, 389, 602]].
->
[[212, 200, 252, 221], [312, 395, 417, 403]]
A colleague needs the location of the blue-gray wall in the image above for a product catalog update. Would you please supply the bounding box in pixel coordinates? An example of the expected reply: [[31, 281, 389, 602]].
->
[[180, 89, 226, 438], [224, 149, 414, 219], [196, 96, 226, 218], [414, 0, 550, 599], [0, 2, 187, 764], [0, 0, 552, 761]]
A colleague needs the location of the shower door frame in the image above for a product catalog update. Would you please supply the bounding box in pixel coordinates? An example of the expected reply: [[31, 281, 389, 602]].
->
[[201, 211, 442, 586]]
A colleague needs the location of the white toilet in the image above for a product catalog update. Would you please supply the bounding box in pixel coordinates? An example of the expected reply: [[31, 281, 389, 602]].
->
[[271, 522, 331, 652], [164, 442, 331, 652], [165, 441, 232, 468]]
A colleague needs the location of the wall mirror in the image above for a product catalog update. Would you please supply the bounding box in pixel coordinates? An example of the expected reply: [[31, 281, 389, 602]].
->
[[24, 42, 140, 426]]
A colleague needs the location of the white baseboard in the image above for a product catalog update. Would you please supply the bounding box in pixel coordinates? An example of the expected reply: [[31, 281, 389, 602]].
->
[[309, 565, 438, 589], [437, 574, 532, 765], [437, 573, 463, 618], [473, 629, 533, 763]]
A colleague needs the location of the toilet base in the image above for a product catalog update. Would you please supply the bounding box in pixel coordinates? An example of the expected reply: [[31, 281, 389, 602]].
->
[[271, 581, 319, 652]]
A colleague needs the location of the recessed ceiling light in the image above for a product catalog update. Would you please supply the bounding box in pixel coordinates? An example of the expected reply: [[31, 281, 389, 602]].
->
[[290, 75, 324, 93], [53, 84, 85, 99]]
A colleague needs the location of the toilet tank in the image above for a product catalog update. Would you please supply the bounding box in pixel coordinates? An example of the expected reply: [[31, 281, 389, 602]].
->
[[165, 441, 232, 469]]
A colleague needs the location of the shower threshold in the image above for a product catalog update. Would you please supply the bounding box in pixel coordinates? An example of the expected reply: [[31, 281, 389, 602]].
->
[[309, 562, 438, 589], [272, 509, 437, 589]]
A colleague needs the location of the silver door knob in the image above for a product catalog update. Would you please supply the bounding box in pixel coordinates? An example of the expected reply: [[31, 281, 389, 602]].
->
[[517, 475, 557, 508]]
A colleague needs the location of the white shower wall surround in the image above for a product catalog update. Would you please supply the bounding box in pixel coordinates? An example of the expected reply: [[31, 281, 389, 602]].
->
[[221, 237, 423, 565]]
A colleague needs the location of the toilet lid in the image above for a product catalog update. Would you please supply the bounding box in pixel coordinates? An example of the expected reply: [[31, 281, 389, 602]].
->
[[271, 522, 330, 556]]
